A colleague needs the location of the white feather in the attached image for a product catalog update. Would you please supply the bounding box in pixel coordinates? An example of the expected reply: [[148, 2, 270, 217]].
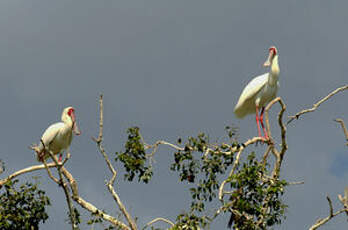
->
[[234, 49, 280, 119], [35, 107, 79, 161]]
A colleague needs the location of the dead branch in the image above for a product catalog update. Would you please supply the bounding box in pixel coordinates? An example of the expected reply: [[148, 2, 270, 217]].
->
[[264, 97, 288, 178], [42, 158, 60, 184], [288, 181, 305, 186], [334, 119, 348, 146], [43, 148, 78, 230], [0, 160, 4, 175], [144, 217, 175, 228], [60, 166, 131, 230], [338, 187, 348, 217], [287, 85, 348, 125], [309, 194, 348, 230], [0, 162, 59, 188], [92, 94, 138, 230]]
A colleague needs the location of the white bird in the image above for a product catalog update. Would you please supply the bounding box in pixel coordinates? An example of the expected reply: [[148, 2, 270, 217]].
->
[[234, 46, 279, 140], [35, 106, 81, 162]]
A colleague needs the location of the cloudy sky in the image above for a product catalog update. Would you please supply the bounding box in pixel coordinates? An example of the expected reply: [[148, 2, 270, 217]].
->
[[0, 0, 347, 229]]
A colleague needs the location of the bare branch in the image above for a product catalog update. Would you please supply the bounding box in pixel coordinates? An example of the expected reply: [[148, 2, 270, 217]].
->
[[58, 166, 131, 230], [338, 187, 348, 217], [0, 162, 59, 187], [309, 196, 347, 230], [42, 158, 60, 184], [144, 217, 175, 228], [288, 85, 348, 125], [334, 119, 348, 146], [309, 209, 347, 230], [0, 160, 4, 175], [93, 94, 138, 230], [43, 148, 78, 230], [288, 180, 305, 186], [327, 196, 334, 217], [309, 190, 348, 230]]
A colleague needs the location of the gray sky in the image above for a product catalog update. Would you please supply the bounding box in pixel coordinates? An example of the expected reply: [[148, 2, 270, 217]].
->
[[1, 0, 347, 229]]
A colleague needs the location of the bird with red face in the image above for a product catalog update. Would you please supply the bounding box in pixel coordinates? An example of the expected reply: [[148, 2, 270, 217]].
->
[[234, 46, 280, 140], [35, 106, 81, 162]]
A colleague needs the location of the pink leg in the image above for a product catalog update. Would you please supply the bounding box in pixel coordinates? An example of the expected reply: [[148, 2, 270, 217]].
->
[[260, 107, 269, 139], [58, 154, 62, 162], [255, 106, 262, 138]]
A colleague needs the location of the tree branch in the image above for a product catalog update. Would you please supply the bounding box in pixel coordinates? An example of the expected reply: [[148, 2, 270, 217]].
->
[[287, 85, 348, 125], [144, 217, 175, 228], [60, 165, 131, 230], [338, 187, 348, 217], [0, 162, 59, 188], [309, 194, 348, 230], [334, 119, 348, 146], [92, 94, 138, 230]]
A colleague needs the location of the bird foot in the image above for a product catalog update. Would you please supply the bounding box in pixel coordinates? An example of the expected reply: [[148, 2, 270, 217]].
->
[[255, 136, 272, 146], [38, 151, 46, 162]]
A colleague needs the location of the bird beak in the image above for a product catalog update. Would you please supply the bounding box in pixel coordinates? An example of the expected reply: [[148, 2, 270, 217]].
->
[[70, 112, 81, 135], [263, 49, 274, 67]]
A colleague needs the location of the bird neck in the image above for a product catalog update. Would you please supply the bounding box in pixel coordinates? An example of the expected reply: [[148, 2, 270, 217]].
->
[[62, 115, 73, 131], [268, 55, 279, 86]]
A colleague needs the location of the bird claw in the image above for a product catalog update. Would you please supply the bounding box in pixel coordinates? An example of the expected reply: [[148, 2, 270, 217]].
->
[[255, 136, 273, 146]]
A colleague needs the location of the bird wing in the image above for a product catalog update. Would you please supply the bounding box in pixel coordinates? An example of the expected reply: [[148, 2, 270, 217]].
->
[[40, 122, 65, 148], [234, 73, 268, 117]]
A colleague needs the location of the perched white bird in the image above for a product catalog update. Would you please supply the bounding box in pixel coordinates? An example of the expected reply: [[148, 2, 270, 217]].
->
[[35, 106, 81, 162], [234, 46, 279, 139]]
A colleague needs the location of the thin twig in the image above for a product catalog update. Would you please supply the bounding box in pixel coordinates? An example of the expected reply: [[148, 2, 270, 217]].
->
[[327, 196, 333, 217], [309, 195, 347, 230], [287, 85, 348, 125], [42, 158, 60, 184], [288, 180, 305, 186], [338, 187, 348, 217], [144, 217, 175, 228], [334, 119, 348, 146]]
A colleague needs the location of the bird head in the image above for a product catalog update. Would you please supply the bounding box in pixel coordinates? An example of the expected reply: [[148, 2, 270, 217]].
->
[[263, 46, 278, 67], [62, 106, 81, 135]]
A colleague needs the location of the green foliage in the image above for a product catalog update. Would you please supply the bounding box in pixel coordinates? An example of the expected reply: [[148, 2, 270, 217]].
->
[[115, 127, 153, 183], [170, 130, 235, 212], [171, 212, 208, 230], [67, 207, 81, 229], [119, 126, 288, 229], [0, 178, 50, 230], [168, 128, 239, 228], [87, 211, 116, 230], [226, 153, 287, 229]]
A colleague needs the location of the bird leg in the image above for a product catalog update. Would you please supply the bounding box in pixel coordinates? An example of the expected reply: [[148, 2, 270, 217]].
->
[[255, 106, 263, 138], [58, 154, 63, 162], [260, 107, 269, 139], [37, 139, 47, 162]]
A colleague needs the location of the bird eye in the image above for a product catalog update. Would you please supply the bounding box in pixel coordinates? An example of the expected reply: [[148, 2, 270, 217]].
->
[[68, 108, 74, 116], [269, 47, 277, 55]]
